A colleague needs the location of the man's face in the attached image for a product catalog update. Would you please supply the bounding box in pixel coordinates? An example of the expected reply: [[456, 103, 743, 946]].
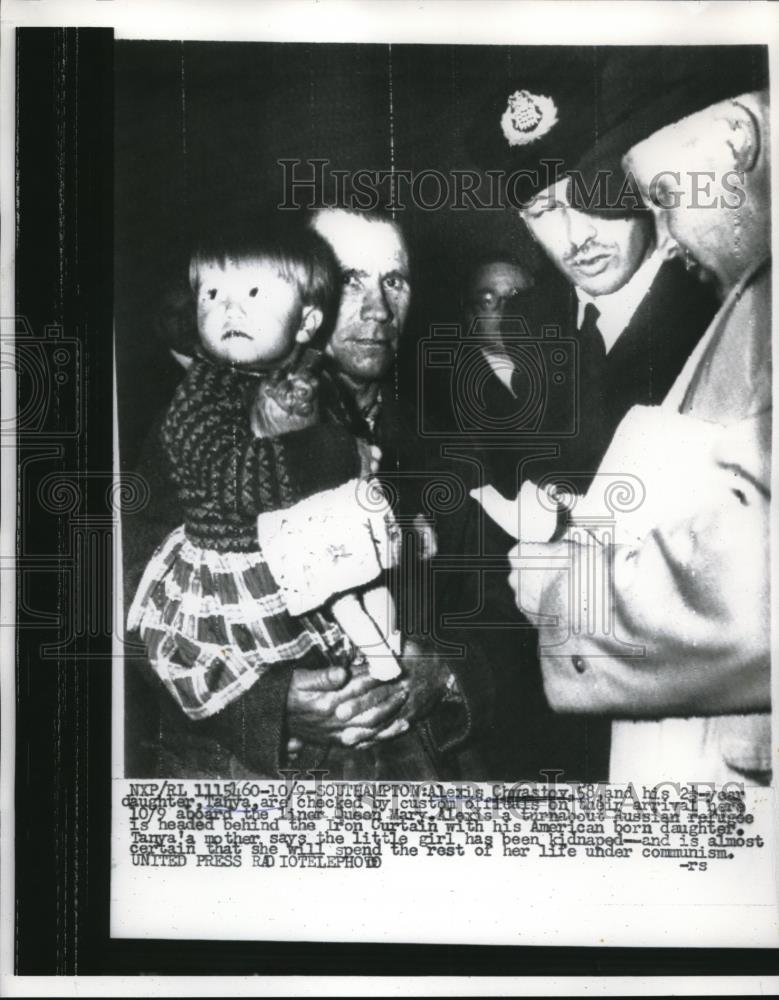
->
[[520, 178, 654, 295], [311, 210, 411, 384], [624, 105, 736, 289], [465, 261, 535, 349]]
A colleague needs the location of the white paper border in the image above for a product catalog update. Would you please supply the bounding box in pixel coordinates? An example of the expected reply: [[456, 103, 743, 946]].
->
[[1, 0, 777, 995]]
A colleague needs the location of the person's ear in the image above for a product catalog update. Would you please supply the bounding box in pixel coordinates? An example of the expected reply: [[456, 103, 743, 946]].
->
[[721, 100, 761, 174], [650, 211, 680, 262], [295, 305, 324, 344], [656, 232, 681, 263]]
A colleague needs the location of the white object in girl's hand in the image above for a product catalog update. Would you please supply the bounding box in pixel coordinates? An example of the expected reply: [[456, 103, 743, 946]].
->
[[332, 588, 402, 682]]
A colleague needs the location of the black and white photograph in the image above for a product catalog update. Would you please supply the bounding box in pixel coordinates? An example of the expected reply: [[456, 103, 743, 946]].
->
[[116, 35, 771, 788], [2, 0, 778, 992]]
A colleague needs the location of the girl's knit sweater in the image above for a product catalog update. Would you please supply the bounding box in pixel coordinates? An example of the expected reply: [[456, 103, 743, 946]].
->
[[161, 355, 361, 552]]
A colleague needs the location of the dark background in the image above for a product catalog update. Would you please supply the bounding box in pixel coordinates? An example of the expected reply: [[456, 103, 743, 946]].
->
[[16, 28, 778, 978], [115, 39, 553, 468]]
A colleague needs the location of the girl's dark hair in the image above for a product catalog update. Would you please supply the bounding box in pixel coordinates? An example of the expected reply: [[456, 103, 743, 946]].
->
[[188, 215, 339, 313]]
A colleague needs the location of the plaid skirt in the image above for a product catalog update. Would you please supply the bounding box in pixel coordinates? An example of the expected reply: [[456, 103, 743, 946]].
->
[[127, 525, 355, 720]]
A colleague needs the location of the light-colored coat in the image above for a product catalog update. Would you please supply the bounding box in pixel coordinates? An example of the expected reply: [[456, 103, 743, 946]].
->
[[514, 257, 772, 785]]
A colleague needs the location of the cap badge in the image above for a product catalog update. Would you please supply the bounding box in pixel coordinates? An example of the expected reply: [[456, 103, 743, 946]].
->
[[500, 89, 558, 147]]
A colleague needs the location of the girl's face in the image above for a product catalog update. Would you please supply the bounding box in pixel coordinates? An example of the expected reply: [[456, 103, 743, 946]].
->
[[195, 257, 304, 369]]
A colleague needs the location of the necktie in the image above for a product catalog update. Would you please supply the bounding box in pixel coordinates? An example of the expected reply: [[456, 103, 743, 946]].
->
[[579, 301, 606, 369], [574, 301, 608, 478]]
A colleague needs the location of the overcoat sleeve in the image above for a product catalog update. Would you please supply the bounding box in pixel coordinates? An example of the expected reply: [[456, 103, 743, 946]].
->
[[512, 408, 771, 718]]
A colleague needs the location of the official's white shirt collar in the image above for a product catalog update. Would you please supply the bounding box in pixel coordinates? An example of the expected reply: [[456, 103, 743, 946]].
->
[[480, 350, 516, 396], [576, 249, 664, 353]]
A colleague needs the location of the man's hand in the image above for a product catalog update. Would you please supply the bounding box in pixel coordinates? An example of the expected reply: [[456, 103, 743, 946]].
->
[[286, 662, 409, 750], [344, 637, 452, 750], [506, 540, 552, 616], [250, 373, 319, 437], [394, 635, 452, 723], [326, 638, 451, 749]]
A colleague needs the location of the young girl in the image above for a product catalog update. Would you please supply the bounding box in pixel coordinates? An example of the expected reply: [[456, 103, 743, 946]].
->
[[127, 222, 403, 723]]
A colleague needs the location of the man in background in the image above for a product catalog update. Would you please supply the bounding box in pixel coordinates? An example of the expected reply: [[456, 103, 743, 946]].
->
[[462, 251, 538, 421]]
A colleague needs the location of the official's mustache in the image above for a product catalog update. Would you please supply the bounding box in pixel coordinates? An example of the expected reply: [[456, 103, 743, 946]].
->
[[564, 242, 614, 265]]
